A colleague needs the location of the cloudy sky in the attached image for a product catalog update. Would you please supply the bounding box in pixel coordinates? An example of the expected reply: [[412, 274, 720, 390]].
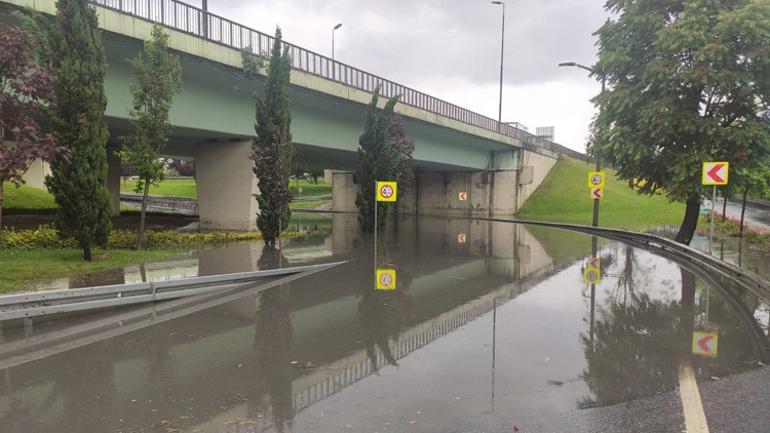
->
[[203, 0, 609, 153]]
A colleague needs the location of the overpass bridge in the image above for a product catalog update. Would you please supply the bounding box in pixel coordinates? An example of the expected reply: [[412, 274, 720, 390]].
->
[[4, 0, 585, 230]]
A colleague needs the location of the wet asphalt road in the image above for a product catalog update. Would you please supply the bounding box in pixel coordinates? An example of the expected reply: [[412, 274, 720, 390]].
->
[[0, 215, 768, 433]]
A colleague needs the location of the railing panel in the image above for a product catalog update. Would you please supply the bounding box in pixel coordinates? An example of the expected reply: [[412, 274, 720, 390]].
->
[[88, 0, 578, 158]]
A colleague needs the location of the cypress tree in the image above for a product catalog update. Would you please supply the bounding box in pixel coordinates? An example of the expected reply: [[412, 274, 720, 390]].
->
[[46, 0, 112, 261], [356, 87, 413, 233], [250, 28, 293, 246]]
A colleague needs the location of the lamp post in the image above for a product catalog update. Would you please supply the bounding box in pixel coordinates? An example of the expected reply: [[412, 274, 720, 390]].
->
[[201, 0, 209, 38], [559, 62, 606, 350], [558, 61, 606, 228], [491, 1, 505, 131], [332, 23, 342, 60]]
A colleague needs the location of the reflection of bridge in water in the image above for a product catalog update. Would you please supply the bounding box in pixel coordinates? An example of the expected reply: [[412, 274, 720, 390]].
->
[[291, 280, 528, 414]]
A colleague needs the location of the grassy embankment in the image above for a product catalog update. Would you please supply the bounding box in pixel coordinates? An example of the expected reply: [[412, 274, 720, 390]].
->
[[121, 177, 331, 197], [517, 157, 685, 231], [120, 177, 197, 197], [2, 182, 58, 213]]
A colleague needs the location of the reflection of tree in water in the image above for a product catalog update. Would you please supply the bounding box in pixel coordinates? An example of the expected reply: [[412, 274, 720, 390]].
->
[[258, 244, 285, 270], [579, 267, 693, 409], [357, 240, 414, 372], [254, 245, 293, 433], [579, 293, 684, 408]]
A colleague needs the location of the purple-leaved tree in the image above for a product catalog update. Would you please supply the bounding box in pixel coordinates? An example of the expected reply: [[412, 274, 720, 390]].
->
[[0, 25, 64, 234]]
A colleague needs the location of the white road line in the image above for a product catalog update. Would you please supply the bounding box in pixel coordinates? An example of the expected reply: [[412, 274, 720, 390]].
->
[[678, 361, 710, 433]]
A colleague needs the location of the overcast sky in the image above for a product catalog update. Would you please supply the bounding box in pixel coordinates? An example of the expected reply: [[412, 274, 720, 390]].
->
[[204, 0, 609, 153]]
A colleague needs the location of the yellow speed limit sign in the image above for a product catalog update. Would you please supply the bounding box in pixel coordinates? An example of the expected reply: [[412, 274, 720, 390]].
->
[[583, 257, 601, 285], [588, 171, 606, 189], [376, 268, 397, 290], [376, 181, 398, 202]]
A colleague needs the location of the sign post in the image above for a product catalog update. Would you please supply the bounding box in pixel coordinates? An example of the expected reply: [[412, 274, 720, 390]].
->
[[587, 171, 606, 227], [692, 331, 719, 358], [583, 257, 601, 285], [374, 181, 398, 289], [702, 162, 729, 251]]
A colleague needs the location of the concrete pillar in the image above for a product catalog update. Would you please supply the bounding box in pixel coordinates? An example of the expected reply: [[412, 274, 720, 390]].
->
[[397, 174, 418, 215], [489, 219, 516, 278], [195, 141, 258, 231], [416, 172, 447, 216], [331, 171, 357, 213], [107, 147, 122, 217], [21, 159, 51, 191], [331, 212, 361, 253], [491, 170, 517, 215]]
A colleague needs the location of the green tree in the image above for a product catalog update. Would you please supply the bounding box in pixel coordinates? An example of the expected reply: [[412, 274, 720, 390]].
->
[[122, 25, 182, 250], [45, 0, 113, 261], [592, 0, 770, 244], [249, 28, 293, 246], [355, 87, 414, 233], [733, 165, 770, 236]]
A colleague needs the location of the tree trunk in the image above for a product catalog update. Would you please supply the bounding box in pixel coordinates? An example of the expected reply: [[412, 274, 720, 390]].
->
[[721, 193, 728, 221], [138, 179, 150, 250], [739, 188, 748, 239], [628, 178, 634, 189], [83, 245, 92, 261], [675, 198, 700, 245]]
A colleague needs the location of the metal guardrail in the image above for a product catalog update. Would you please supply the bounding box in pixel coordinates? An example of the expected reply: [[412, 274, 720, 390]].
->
[[89, 0, 588, 161], [488, 217, 770, 300], [0, 261, 347, 320], [0, 265, 340, 369]]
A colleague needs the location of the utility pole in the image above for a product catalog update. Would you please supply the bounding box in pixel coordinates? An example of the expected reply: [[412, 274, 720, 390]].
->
[[491, 1, 505, 132]]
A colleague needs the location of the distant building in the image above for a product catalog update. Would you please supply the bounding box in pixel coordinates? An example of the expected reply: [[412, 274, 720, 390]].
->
[[536, 126, 555, 141], [503, 122, 529, 131]]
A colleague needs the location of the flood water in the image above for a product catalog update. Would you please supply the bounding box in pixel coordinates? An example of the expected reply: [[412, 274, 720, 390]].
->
[[1, 214, 769, 433]]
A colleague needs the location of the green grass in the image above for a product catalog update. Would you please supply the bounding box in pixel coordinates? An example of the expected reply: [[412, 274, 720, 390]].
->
[[120, 178, 331, 200], [517, 157, 685, 232], [2, 182, 57, 211], [290, 199, 331, 210], [289, 179, 331, 197], [0, 248, 182, 293], [121, 178, 197, 198]]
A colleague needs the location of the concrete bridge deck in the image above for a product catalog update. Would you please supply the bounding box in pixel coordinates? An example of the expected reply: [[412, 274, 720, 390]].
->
[[5, 0, 586, 230]]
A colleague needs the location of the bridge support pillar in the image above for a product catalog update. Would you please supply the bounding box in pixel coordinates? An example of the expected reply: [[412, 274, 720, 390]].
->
[[21, 159, 51, 191], [195, 141, 258, 231], [107, 146, 122, 217], [331, 171, 357, 213]]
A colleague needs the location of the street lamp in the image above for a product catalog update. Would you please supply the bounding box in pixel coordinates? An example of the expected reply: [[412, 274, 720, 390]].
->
[[491, 1, 505, 131], [332, 23, 342, 60], [558, 61, 606, 228]]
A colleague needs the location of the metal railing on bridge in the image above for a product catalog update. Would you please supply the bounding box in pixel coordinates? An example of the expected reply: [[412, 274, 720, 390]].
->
[[91, 0, 587, 160]]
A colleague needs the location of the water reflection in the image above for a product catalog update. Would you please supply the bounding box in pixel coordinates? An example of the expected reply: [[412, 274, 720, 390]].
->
[[1, 214, 768, 432], [254, 286, 294, 432]]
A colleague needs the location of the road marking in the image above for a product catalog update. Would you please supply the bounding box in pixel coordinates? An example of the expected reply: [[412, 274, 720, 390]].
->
[[678, 362, 710, 433]]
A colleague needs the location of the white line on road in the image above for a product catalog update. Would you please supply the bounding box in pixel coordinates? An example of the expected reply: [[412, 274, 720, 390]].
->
[[678, 361, 710, 433]]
